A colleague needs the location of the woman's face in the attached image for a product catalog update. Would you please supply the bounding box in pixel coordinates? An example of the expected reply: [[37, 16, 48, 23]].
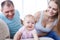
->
[[47, 1, 58, 17]]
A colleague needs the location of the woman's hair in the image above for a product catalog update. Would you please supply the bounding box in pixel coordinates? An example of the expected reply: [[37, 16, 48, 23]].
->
[[48, 0, 60, 21], [48, 0, 60, 18], [50, 0, 60, 35]]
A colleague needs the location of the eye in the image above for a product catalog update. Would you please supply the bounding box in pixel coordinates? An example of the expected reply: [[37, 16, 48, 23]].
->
[[10, 10, 14, 13], [32, 22, 35, 24], [5, 11, 9, 13], [27, 22, 30, 24], [49, 6, 51, 9], [53, 8, 57, 11]]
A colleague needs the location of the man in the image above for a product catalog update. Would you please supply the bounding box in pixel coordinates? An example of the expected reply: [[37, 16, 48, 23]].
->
[[0, 0, 22, 38]]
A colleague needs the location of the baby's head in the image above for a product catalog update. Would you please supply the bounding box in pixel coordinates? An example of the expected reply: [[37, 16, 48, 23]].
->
[[23, 14, 36, 31]]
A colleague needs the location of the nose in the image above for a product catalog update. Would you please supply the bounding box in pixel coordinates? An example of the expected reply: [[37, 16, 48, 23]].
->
[[29, 23, 32, 26], [49, 8, 53, 13], [9, 12, 12, 15]]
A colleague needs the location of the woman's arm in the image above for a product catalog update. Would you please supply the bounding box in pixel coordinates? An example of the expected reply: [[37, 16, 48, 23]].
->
[[34, 11, 40, 22], [37, 32, 48, 37]]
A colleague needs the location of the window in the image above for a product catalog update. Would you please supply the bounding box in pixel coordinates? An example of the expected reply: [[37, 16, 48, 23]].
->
[[0, 0, 49, 20]]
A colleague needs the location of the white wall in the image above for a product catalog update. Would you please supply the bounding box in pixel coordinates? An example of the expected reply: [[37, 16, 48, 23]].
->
[[0, 0, 49, 20]]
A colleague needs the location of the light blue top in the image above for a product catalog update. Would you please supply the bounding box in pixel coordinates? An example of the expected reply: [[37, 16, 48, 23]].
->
[[35, 11, 58, 34], [0, 10, 22, 38]]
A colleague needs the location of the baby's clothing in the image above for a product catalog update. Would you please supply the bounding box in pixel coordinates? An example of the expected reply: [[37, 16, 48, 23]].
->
[[18, 26, 37, 39]]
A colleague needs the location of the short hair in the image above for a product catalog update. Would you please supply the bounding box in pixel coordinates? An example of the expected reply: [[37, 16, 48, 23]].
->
[[1, 0, 14, 8], [24, 14, 36, 23]]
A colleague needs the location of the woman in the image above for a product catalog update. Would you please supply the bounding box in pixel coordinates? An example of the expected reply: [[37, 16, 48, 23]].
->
[[35, 0, 60, 40]]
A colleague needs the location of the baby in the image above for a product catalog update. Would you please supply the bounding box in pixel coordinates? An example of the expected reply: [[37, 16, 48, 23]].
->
[[14, 14, 38, 40]]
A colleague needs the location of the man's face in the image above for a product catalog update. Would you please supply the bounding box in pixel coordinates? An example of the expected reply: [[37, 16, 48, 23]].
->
[[2, 5, 14, 20]]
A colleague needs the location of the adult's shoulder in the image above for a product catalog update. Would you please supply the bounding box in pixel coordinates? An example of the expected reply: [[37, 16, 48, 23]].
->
[[15, 10, 20, 15], [14, 10, 20, 16], [34, 11, 45, 22]]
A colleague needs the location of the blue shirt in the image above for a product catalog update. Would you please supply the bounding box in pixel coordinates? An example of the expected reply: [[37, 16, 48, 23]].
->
[[0, 10, 22, 38]]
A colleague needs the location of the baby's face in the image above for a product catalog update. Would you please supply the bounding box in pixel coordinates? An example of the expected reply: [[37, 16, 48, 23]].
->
[[24, 17, 35, 31]]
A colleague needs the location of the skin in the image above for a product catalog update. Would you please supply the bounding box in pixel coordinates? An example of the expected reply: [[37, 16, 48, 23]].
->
[[42, 1, 58, 27], [14, 16, 38, 40], [23, 17, 35, 31], [1, 4, 15, 20], [35, 1, 58, 37], [46, 1, 58, 17]]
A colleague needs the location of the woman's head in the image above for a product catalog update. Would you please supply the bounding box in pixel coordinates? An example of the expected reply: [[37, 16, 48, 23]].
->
[[23, 14, 36, 31], [47, 0, 60, 35], [46, 0, 60, 18]]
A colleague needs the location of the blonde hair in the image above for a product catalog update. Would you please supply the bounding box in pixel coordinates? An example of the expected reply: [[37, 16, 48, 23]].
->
[[24, 14, 36, 23], [49, 0, 60, 35]]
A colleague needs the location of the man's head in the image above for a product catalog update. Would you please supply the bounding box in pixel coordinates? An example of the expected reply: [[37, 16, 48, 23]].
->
[[1, 0, 15, 20]]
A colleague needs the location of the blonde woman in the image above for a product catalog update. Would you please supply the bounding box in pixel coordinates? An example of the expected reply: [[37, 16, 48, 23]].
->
[[35, 0, 60, 40]]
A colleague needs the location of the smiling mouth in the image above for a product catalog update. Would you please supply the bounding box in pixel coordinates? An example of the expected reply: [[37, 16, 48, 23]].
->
[[29, 27, 32, 28], [50, 13, 54, 15], [7, 16, 14, 19]]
